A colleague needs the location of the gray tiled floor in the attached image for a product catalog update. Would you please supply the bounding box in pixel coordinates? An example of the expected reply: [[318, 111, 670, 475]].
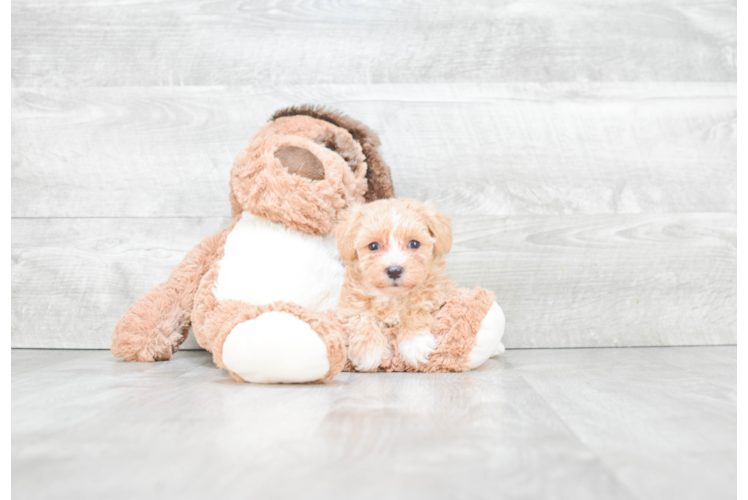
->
[[11, 347, 736, 500]]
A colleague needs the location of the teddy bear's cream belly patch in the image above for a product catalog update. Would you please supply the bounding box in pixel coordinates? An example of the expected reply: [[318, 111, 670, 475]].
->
[[213, 212, 344, 311]]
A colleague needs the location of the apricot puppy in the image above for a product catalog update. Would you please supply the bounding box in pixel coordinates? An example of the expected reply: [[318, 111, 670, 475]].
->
[[335, 199, 455, 371]]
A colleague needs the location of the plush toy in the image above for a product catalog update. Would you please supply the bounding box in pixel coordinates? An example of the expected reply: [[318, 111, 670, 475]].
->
[[111, 106, 505, 382]]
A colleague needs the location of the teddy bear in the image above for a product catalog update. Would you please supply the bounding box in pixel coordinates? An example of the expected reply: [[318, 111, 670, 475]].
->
[[111, 105, 505, 383]]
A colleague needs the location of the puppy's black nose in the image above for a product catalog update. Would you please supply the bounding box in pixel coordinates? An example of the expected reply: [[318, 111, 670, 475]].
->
[[386, 266, 404, 280]]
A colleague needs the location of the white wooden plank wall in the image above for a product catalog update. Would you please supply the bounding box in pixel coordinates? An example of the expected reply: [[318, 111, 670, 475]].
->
[[11, 1, 736, 349], [11, 0, 736, 86], [735, 49, 748, 344]]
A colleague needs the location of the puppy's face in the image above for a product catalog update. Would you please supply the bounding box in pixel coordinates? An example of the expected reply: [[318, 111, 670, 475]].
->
[[336, 199, 452, 296]]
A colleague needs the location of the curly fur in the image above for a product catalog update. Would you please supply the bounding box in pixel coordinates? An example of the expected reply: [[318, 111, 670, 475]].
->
[[336, 199, 495, 372], [111, 106, 494, 382], [231, 115, 368, 235], [111, 106, 390, 376], [271, 105, 395, 202], [110, 227, 232, 362]]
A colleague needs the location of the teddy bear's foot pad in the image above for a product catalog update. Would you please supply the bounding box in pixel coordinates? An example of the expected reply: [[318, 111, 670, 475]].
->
[[466, 302, 506, 369], [222, 311, 330, 383]]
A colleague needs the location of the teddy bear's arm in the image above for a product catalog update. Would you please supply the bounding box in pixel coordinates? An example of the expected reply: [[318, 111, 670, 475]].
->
[[110, 229, 229, 362], [420, 287, 504, 372]]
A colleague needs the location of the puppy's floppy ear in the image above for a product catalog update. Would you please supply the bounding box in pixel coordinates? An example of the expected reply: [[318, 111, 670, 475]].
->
[[423, 201, 452, 257], [335, 204, 365, 263]]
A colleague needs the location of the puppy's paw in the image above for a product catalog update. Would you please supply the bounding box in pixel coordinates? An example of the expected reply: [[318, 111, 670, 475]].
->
[[399, 331, 437, 368], [349, 343, 388, 372], [348, 338, 388, 372]]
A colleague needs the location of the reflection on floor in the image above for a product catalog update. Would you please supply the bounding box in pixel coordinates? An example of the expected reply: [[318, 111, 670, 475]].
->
[[11, 347, 736, 500]]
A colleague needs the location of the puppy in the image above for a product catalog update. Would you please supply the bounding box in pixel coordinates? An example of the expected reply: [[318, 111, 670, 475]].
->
[[335, 199, 455, 371]]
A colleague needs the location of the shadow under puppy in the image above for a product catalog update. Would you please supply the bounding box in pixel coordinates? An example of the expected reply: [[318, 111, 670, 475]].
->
[[335, 198, 464, 371]]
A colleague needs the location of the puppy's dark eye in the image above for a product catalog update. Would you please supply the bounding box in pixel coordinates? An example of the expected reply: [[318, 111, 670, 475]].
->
[[408, 240, 420, 249], [368, 242, 380, 251]]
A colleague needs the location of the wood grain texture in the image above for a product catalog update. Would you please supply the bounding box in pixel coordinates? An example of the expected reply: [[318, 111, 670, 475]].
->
[[735, 110, 748, 344], [11, 347, 737, 500], [449, 213, 737, 347], [11, 0, 737, 350], [735, 84, 748, 346], [11, 213, 735, 349], [516, 347, 737, 500], [11, 83, 736, 218], [11, 0, 736, 87], [11, 217, 230, 350]]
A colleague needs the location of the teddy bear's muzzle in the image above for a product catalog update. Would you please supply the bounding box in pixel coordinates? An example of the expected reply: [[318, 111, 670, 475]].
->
[[274, 145, 325, 181]]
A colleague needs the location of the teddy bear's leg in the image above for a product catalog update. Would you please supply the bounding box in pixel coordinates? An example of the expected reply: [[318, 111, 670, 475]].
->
[[201, 300, 346, 384], [111, 229, 228, 362], [415, 287, 504, 373], [466, 301, 506, 368]]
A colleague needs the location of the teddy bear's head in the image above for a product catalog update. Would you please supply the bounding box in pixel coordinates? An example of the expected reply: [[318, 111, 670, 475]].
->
[[230, 106, 394, 235]]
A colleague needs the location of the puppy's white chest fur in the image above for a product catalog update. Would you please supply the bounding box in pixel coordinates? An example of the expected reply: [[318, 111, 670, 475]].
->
[[213, 212, 344, 311]]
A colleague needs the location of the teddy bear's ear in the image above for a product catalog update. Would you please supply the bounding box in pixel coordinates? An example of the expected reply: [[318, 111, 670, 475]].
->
[[335, 204, 365, 263], [423, 201, 453, 257], [359, 141, 394, 202], [270, 105, 395, 202]]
